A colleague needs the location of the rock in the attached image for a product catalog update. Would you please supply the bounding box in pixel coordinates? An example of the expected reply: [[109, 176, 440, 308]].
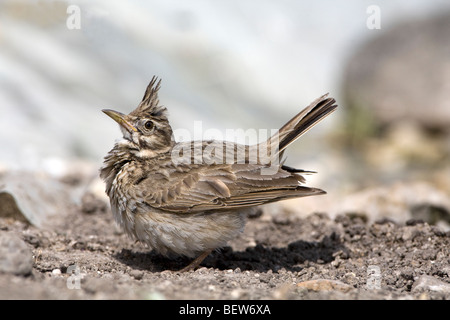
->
[[401, 226, 420, 242], [0, 191, 29, 224], [342, 13, 450, 132], [296, 279, 354, 293], [51, 269, 62, 276], [0, 172, 74, 228], [411, 275, 450, 294], [410, 204, 450, 225], [129, 269, 144, 280], [333, 182, 450, 226], [0, 232, 33, 276]]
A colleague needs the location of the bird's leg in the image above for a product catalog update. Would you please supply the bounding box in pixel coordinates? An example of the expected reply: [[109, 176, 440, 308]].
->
[[179, 249, 213, 272]]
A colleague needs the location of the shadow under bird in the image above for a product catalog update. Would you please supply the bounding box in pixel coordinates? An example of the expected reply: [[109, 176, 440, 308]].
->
[[100, 77, 337, 271]]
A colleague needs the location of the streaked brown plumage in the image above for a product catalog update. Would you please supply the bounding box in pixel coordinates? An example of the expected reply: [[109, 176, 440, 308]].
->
[[100, 76, 337, 271]]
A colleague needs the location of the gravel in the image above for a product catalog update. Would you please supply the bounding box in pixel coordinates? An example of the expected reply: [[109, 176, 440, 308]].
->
[[0, 186, 448, 300]]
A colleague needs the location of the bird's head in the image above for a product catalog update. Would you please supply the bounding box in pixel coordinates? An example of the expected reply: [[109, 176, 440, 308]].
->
[[102, 77, 174, 158]]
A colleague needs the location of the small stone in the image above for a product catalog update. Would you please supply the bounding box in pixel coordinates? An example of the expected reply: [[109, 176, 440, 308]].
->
[[195, 267, 209, 274], [52, 268, 62, 276], [401, 227, 419, 241], [0, 232, 33, 275], [343, 272, 358, 286], [331, 259, 341, 268], [411, 275, 450, 294], [129, 269, 144, 280], [405, 219, 425, 226]]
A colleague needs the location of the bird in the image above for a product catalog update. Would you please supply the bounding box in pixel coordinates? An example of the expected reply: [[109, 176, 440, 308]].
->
[[100, 76, 337, 271]]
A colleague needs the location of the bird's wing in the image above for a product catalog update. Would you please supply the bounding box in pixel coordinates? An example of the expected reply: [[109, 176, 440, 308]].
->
[[132, 161, 324, 213]]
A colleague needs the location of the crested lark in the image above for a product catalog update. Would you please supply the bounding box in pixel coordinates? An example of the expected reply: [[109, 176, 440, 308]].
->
[[100, 76, 337, 271]]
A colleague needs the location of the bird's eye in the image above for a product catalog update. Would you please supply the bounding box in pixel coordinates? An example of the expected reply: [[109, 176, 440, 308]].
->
[[144, 120, 154, 130]]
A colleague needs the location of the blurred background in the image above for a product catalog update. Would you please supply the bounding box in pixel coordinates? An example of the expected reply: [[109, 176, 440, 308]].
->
[[1, 0, 449, 226]]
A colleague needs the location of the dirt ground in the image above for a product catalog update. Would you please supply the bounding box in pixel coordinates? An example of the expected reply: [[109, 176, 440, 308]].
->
[[0, 180, 449, 300]]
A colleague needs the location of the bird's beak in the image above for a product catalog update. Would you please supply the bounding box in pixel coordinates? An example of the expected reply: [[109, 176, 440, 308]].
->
[[102, 109, 137, 133]]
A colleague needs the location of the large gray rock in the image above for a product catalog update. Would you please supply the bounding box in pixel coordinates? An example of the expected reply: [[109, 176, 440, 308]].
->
[[0, 172, 74, 228], [342, 13, 450, 131]]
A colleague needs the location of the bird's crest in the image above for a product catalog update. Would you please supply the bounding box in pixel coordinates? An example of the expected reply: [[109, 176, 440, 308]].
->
[[130, 76, 168, 120]]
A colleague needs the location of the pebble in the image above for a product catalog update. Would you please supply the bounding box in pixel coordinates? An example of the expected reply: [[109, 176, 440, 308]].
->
[[129, 269, 144, 280], [0, 232, 33, 275], [51, 268, 62, 276], [343, 272, 358, 286]]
